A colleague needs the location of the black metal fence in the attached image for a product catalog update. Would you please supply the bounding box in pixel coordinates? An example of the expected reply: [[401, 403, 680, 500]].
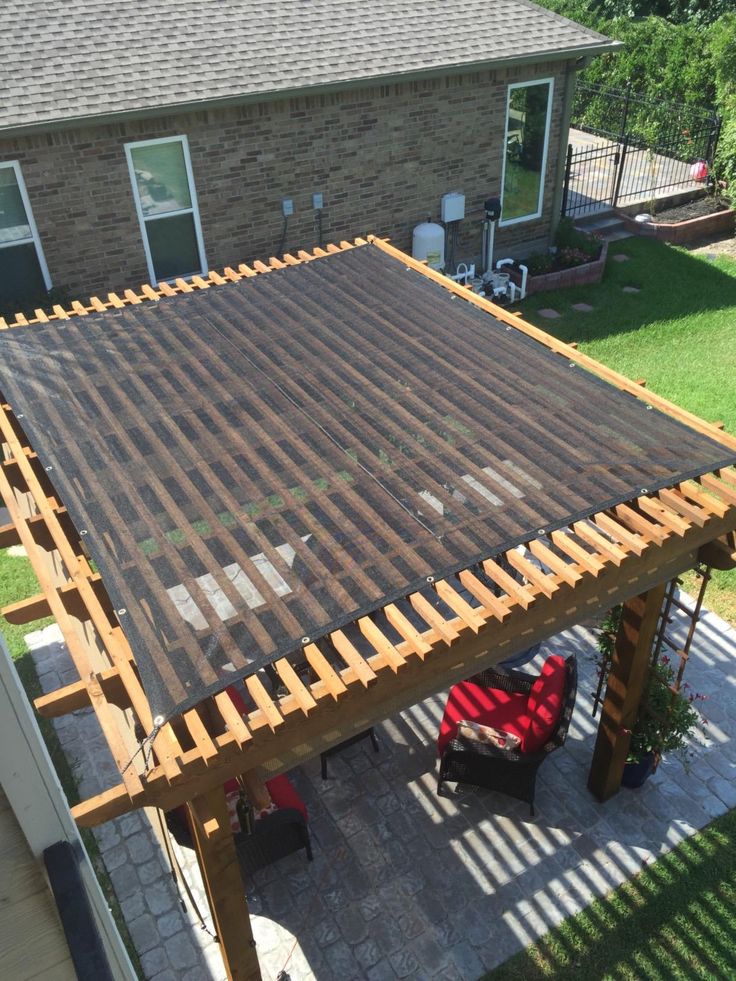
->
[[572, 81, 717, 148], [562, 83, 721, 219]]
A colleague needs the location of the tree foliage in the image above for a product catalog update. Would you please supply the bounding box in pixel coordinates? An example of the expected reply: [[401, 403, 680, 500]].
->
[[592, 0, 736, 26], [536, 0, 736, 200]]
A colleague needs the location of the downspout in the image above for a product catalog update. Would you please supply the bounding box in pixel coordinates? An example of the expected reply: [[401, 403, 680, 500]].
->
[[549, 56, 590, 239]]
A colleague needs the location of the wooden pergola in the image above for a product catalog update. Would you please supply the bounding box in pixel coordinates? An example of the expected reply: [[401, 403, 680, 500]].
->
[[1, 236, 735, 981]]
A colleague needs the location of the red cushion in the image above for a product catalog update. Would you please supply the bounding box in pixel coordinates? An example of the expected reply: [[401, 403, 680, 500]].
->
[[220, 773, 308, 822], [226, 684, 249, 716], [523, 655, 567, 752], [265, 773, 308, 822], [224, 686, 308, 822], [437, 680, 530, 756]]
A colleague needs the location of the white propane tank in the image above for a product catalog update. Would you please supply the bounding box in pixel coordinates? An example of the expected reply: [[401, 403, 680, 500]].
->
[[412, 220, 445, 270]]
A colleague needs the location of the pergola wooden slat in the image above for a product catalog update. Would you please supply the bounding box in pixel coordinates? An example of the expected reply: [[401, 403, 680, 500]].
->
[[2, 236, 735, 981]]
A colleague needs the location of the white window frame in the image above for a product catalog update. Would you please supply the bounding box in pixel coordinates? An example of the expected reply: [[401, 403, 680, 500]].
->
[[499, 78, 555, 227], [0, 160, 52, 291], [124, 135, 207, 284]]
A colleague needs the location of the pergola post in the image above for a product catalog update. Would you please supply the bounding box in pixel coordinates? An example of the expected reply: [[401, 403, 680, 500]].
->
[[588, 583, 667, 802], [187, 786, 261, 981]]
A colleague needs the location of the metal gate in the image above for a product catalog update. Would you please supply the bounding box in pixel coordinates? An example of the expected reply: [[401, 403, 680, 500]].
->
[[560, 139, 622, 218], [561, 84, 720, 219]]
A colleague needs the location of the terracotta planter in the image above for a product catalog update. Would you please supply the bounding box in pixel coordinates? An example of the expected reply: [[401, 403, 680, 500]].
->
[[508, 242, 608, 296], [618, 207, 735, 245]]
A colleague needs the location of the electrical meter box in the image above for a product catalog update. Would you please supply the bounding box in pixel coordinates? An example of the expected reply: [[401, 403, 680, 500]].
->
[[441, 192, 466, 223]]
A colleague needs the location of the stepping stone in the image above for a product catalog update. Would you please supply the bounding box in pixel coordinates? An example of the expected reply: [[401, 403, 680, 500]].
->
[[612, 254, 630, 263], [622, 286, 640, 294], [572, 303, 594, 312], [537, 308, 561, 319]]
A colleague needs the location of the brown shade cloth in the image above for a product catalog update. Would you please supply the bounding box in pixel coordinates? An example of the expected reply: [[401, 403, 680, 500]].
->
[[0, 242, 733, 720]]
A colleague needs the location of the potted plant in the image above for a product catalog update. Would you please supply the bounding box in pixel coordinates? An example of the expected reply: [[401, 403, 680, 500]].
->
[[621, 656, 707, 788], [594, 607, 707, 789]]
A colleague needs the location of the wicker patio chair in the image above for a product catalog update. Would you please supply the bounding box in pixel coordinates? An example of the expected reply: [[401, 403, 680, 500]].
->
[[234, 807, 313, 878], [437, 655, 577, 815]]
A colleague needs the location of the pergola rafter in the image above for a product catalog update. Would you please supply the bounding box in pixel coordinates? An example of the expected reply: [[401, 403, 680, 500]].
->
[[2, 237, 736, 981], [1, 236, 734, 826]]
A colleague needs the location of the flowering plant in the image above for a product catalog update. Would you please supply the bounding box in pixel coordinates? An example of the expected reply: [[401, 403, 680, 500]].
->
[[521, 219, 601, 276], [595, 606, 707, 767], [557, 246, 595, 270], [626, 655, 707, 765]]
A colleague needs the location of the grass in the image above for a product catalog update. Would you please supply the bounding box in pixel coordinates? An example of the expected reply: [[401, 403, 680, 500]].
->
[[484, 806, 736, 981], [0, 545, 143, 976], [518, 236, 736, 625]]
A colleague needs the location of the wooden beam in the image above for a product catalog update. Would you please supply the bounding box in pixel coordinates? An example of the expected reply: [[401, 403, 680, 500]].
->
[[72, 525, 715, 826], [1, 591, 51, 624], [698, 531, 736, 571], [34, 668, 129, 717], [587, 583, 668, 802], [188, 786, 261, 981]]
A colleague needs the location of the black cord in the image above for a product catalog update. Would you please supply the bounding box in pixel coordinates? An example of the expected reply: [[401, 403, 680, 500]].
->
[[155, 809, 219, 942], [316, 209, 324, 248], [276, 215, 288, 258]]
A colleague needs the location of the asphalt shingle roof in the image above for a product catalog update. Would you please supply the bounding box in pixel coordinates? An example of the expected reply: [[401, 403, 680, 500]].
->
[[1, 0, 616, 132]]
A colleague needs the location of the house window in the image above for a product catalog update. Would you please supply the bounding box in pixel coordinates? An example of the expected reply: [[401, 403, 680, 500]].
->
[[125, 136, 206, 283], [500, 79, 554, 225], [0, 161, 51, 309]]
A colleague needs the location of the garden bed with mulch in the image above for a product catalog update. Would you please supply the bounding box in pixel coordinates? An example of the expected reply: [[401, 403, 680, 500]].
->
[[619, 196, 734, 244], [650, 196, 730, 223], [508, 241, 608, 295]]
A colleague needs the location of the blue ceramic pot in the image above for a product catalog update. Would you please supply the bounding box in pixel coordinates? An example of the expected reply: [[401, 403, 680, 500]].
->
[[621, 751, 656, 788]]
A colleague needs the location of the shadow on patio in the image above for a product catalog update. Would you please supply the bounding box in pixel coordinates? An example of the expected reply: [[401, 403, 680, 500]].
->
[[214, 598, 736, 980]]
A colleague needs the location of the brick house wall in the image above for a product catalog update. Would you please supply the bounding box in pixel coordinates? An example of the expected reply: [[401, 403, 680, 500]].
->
[[0, 59, 573, 303]]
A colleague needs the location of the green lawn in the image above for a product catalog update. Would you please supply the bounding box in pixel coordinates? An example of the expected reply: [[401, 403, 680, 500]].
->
[[0, 544, 52, 659], [485, 806, 736, 981], [518, 237, 736, 624]]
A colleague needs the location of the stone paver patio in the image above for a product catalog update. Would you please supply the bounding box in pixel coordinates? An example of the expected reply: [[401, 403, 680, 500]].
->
[[24, 592, 736, 980], [566, 128, 702, 218]]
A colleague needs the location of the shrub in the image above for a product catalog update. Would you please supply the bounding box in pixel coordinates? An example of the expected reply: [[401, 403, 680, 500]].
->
[[555, 218, 601, 258], [715, 97, 736, 205], [628, 656, 706, 763], [525, 253, 555, 276]]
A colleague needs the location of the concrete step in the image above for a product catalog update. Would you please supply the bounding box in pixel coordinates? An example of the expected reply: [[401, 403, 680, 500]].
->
[[575, 214, 623, 233], [573, 211, 633, 243]]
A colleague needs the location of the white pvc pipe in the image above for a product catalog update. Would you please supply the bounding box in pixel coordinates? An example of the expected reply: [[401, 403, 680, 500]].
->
[[518, 264, 528, 300], [496, 257, 528, 301]]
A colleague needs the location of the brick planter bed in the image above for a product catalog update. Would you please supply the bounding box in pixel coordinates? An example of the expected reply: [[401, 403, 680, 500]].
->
[[509, 242, 608, 296], [618, 207, 735, 245]]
